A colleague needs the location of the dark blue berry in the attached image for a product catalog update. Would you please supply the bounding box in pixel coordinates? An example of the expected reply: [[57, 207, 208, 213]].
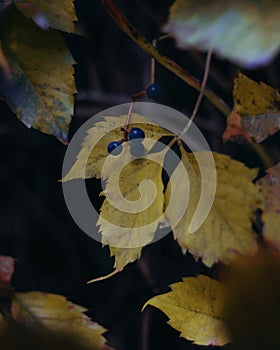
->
[[146, 84, 161, 99], [130, 141, 145, 157], [128, 127, 145, 140], [107, 141, 122, 155]]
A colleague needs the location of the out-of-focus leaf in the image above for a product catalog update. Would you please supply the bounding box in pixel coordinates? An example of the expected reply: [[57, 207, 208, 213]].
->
[[0, 41, 12, 80], [98, 142, 167, 272], [257, 162, 280, 250], [223, 73, 280, 142], [0, 321, 115, 350], [143, 275, 230, 346], [0, 8, 76, 143], [12, 292, 112, 349], [163, 0, 280, 68], [62, 114, 173, 181], [223, 252, 280, 350], [165, 144, 261, 267], [0, 256, 15, 283], [0, 256, 14, 297], [14, 0, 77, 32]]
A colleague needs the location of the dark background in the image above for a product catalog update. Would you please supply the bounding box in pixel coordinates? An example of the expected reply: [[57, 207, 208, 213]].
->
[[0, 1, 279, 349]]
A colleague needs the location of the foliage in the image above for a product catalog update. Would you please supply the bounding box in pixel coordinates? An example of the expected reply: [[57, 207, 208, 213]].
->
[[1, 0, 280, 349], [0, 0, 76, 143], [257, 163, 280, 250], [0, 256, 113, 350], [163, 0, 280, 68], [165, 143, 261, 266], [143, 275, 229, 346], [223, 73, 280, 142], [223, 252, 280, 350]]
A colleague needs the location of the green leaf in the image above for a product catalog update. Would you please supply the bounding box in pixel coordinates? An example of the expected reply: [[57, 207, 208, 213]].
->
[[14, 0, 77, 32], [0, 8, 76, 143], [143, 275, 230, 346], [164, 0, 280, 68]]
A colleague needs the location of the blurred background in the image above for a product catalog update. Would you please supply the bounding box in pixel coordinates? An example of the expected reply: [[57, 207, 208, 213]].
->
[[0, 0, 279, 349]]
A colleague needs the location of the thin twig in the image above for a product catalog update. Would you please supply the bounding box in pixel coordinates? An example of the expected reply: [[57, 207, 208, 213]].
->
[[180, 50, 213, 136], [150, 39, 156, 85], [122, 90, 146, 140], [168, 50, 212, 147]]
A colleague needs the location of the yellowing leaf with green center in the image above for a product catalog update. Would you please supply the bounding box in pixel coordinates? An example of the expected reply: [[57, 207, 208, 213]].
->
[[0, 8, 75, 143], [257, 163, 280, 251], [96, 142, 168, 273], [11, 292, 113, 349], [14, 0, 77, 32], [143, 275, 230, 346], [223, 73, 280, 142], [165, 144, 261, 266], [63, 113, 173, 181], [164, 0, 280, 68]]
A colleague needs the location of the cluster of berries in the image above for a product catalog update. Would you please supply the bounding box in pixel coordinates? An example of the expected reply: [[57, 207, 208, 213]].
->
[[107, 84, 160, 157], [107, 127, 145, 157]]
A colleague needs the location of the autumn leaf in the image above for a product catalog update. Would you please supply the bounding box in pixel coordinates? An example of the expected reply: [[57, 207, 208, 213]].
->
[[165, 144, 261, 267], [0, 7, 76, 143], [63, 113, 173, 181], [14, 0, 77, 32], [257, 162, 280, 251], [223, 252, 280, 350], [0, 256, 14, 297], [0, 256, 15, 283], [143, 275, 230, 346], [164, 0, 280, 68], [223, 73, 280, 142], [96, 141, 167, 274], [11, 292, 112, 349]]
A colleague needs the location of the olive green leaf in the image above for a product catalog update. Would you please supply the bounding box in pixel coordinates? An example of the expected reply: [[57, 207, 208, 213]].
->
[[0, 8, 76, 143]]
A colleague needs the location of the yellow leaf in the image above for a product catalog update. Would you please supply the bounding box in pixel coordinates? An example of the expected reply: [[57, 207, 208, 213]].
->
[[223, 73, 280, 142], [98, 142, 167, 272], [165, 144, 261, 266], [0, 8, 75, 143], [143, 275, 230, 346], [15, 0, 77, 32], [12, 292, 111, 349], [63, 113, 173, 181], [257, 162, 280, 250], [234, 73, 279, 116]]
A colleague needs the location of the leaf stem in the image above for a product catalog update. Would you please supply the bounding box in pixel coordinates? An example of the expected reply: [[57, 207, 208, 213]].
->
[[87, 269, 119, 283]]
